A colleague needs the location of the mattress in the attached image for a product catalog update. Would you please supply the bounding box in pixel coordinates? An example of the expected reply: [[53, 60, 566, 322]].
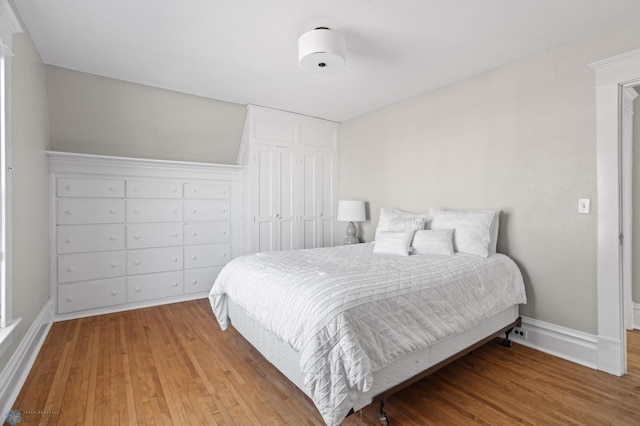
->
[[209, 243, 526, 425]]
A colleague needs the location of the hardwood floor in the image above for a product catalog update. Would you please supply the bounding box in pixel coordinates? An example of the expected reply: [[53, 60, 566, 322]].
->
[[7, 299, 640, 425]]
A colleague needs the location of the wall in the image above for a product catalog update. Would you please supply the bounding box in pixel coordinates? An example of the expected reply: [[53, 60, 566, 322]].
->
[[46, 66, 246, 164], [340, 18, 640, 335], [0, 7, 50, 372]]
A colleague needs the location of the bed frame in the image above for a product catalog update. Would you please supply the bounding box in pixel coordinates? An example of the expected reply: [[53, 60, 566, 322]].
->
[[228, 300, 521, 425]]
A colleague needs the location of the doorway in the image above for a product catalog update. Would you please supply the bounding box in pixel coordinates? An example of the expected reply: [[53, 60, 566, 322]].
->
[[592, 48, 640, 376]]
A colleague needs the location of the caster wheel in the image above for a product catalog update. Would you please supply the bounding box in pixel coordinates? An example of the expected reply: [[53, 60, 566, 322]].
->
[[378, 412, 390, 426]]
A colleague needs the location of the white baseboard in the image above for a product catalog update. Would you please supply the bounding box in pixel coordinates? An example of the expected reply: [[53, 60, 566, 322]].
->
[[511, 316, 598, 370], [0, 300, 54, 417], [634, 303, 640, 330]]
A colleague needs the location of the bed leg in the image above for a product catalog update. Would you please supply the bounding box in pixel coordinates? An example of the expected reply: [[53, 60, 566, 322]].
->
[[378, 398, 390, 426], [501, 328, 513, 347]]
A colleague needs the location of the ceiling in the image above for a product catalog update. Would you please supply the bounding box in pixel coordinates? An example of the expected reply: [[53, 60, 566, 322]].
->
[[14, 0, 640, 122]]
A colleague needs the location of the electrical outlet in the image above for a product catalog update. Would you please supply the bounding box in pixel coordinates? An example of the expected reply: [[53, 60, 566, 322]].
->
[[513, 327, 527, 339]]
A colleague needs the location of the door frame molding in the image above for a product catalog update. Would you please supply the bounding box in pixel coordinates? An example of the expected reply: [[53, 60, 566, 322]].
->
[[590, 48, 640, 376]]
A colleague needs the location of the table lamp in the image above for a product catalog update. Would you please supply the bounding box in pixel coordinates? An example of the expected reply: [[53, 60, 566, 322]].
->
[[337, 200, 366, 244]]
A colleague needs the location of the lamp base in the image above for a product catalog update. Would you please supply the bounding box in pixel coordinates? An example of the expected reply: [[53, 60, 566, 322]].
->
[[344, 221, 360, 245]]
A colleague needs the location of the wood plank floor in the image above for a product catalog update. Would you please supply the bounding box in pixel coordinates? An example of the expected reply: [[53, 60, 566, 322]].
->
[[6, 299, 640, 425]]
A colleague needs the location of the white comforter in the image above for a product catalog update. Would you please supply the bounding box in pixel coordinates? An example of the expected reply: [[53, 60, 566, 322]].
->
[[209, 243, 526, 426]]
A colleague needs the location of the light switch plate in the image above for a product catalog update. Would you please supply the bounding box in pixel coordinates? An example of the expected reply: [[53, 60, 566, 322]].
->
[[578, 198, 591, 214]]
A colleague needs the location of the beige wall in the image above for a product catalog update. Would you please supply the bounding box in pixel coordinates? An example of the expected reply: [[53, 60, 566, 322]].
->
[[46, 66, 246, 164], [0, 10, 50, 370], [340, 19, 640, 335]]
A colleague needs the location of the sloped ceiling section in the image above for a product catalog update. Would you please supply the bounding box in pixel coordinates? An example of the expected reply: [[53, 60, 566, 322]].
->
[[15, 0, 640, 122]]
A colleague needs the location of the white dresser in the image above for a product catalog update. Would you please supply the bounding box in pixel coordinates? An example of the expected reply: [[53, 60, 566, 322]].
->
[[48, 152, 242, 319]]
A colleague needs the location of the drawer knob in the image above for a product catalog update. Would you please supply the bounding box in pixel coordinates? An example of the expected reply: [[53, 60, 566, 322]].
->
[[172, 282, 179, 287], [192, 189, 197, 193], [65, 238, 73, 243], [65, 185, 73, 190], [222, 209, 227, 213], [67, 296, 74, 302], [171, 257, 178, 262], [111, 290, 118, 296], [110, 186, 118, 192], [192, 209, 197, 214], [173, 188, 178, 193], [221, 253, 227, 258], [133, 209, 140, 214], [221, 231, 226, 235], [222, 190, 227, 194], [134, 235, 141, 240], [65, 209, 73, 215], [172, 209, 178, 214], [172, 233, 178, 237], [134, 187, 140, 192], [109, 209, 117, 214], [192, 280, 198, 285], [192, 232, 197, 237], [134, 260, 141, 265], [66, 266, 75, 272], [191, 256, 197, 260], [111, 263, 118, 268], [135, 287, 141, 292], [110, 236, 117, 241]]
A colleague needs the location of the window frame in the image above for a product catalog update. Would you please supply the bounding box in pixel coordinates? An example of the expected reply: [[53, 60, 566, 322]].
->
[[0, 0, 22, 350]]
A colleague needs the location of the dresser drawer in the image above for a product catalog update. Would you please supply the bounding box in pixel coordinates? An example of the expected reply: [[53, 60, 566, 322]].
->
[[184, 183, 230, 199], [57, 199, 124, 225], [184, 221, 230, 245], [58, 251, 126, 283], [126, 180, 182, 198], [127, 223, 183, 249], [184, 244, 229, 269], [184, 200, 230, 221], [57, 178, 124, 198], [58, 278, 126, 314], [126, 199, 183, 223], [127, 271, 183, 303], [184, 267, 222, 294], [57, 224, 125, 254], [127, 246, 183, 275]]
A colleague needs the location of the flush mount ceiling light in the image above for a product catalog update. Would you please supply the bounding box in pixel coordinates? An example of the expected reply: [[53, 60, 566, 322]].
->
[[298, 27, 346, 74]]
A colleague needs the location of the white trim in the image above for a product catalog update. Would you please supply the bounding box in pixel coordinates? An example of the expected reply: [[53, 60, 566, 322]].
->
[[621, 87, 637, 331], [590, 48, 640, 376], [0, 0, 21, 330], [634, 303, 640, 330], [512, 316, 598, 369], [0, 300, 53, 417]]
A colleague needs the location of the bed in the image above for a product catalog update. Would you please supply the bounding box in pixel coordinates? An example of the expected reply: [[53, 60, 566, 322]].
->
[[209, 210, 527, 426]]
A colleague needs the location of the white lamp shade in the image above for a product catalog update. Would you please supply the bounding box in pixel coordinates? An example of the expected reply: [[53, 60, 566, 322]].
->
[[298, 27, 346, 73], [337, 200, 366, 222]]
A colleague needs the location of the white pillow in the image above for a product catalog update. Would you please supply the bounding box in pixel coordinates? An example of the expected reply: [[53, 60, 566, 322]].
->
[[375, 208, 426, 240], [373, 230, 414, 256], [429, 209, 500, 258], [412, 229, 454, 255]]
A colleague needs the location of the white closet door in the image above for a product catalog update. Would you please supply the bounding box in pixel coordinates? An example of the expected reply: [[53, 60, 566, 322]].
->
[[300, 151, 318, 249], [317, 152, 337, 248], [252, 146, 297, 252]]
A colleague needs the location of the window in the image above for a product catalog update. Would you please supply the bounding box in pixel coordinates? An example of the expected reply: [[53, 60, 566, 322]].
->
[[0, 0, 22, 350]]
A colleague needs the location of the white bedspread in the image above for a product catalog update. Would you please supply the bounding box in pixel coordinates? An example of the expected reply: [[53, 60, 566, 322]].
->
[[209, 243, 526, 426]]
